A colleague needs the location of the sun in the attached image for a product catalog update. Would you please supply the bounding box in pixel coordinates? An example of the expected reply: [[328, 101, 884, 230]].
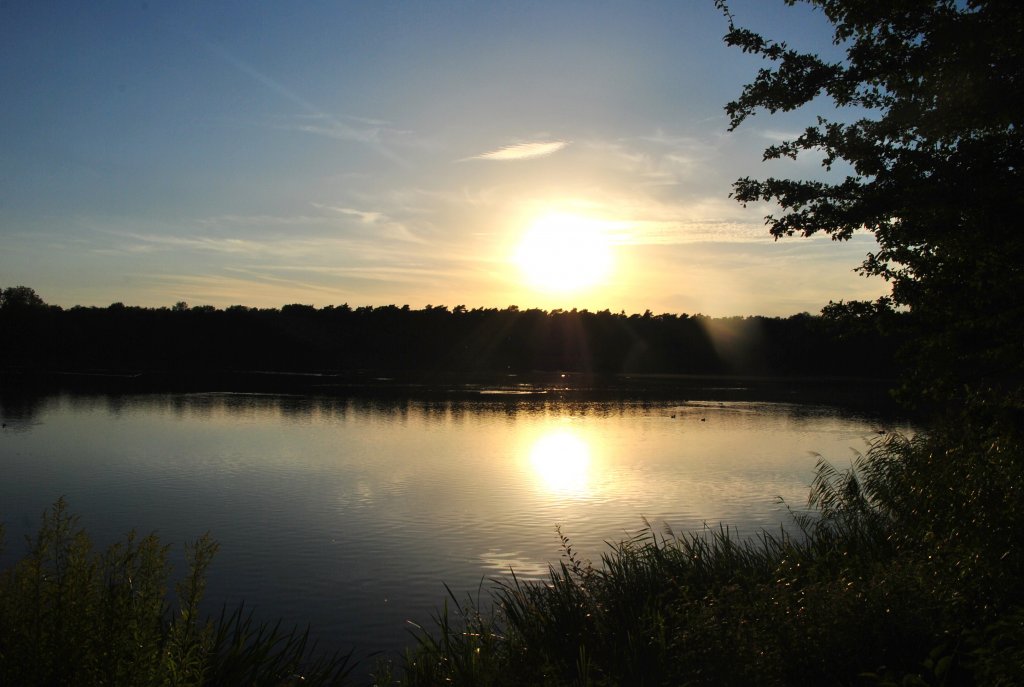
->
[[513, 213, 614, 293]]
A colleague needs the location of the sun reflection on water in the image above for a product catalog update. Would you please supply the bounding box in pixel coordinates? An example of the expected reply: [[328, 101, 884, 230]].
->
[[528, 428, 593, 497]]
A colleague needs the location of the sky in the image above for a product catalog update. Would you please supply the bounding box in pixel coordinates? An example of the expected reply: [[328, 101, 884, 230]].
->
[[1, 0, 889, 316]]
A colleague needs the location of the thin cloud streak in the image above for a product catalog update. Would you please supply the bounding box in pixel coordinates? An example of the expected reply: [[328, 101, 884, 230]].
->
[[311, 204, 385, 224], [95, 231, 364, 260], [254, 264, 471, 286], [147, 272, 342, 305], [203, 39, 410, 166], [610, 220, 770, 246], [194, 213, 335, 228], [465, 141, 569, 162]]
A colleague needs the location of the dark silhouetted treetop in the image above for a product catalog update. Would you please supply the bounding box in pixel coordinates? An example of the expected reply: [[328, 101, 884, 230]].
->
[[0, 285, 47, 311], [720, 0, 1024, 413], [0, 291, 898, 380]]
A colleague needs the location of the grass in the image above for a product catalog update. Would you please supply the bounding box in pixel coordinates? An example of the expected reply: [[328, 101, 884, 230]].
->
[[4, 425, 1022, 686], [0, 498, 355, 686]]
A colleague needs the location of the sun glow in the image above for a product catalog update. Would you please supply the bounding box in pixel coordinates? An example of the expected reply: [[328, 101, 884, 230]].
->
[[514, 213, 614, 293]]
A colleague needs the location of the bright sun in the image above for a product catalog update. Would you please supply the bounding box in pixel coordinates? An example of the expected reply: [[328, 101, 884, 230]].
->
[[514, 213, 614, 293]]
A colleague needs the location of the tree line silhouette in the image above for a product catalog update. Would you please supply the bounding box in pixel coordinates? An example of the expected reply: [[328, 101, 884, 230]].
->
[[0, 286, 898, 382]]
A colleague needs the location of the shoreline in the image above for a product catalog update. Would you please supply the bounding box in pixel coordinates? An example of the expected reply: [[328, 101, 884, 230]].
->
[[1, 367, 908, 417]]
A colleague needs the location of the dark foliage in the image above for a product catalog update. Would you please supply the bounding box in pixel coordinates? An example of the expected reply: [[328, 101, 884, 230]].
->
[[0, 292, 899, 382], [719, 0, 1024, 417]]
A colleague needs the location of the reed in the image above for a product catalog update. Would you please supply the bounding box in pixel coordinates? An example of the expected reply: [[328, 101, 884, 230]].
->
[[0, 498, 354, 686]]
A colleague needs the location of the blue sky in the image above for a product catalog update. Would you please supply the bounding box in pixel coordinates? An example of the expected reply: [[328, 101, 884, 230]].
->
[[1, 1, 886, 315]]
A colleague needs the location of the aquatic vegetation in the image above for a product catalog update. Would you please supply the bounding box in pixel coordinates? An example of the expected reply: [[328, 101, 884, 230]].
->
[[0, 498, 355, 686]]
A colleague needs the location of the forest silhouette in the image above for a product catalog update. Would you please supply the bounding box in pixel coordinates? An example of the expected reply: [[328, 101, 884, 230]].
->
[[0, 287, 899, 388]]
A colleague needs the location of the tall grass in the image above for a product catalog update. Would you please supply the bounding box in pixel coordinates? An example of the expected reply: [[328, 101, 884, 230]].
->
[[397, 430, 1024, 686], [0, 498, 355, 686]]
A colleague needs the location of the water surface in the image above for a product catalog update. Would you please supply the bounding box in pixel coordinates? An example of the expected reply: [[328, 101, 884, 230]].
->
[[0, 392, 908, 656]]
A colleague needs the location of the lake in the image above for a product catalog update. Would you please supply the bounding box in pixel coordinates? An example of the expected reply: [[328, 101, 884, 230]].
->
[[0, 388, 911, 659]]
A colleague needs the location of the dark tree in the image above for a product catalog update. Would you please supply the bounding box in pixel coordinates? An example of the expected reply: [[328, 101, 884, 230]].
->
[[0, 285, 46, 311], [720, 0, 1024, 413]]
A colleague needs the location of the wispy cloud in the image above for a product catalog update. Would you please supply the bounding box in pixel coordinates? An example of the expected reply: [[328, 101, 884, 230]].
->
[[202, 39, 410, 165], [310, 203, 427, 243], [101, 232, 296, 257], [583, 134, 721, 189], [145, 271, 343, 306], [512, 190, 772, 246], [273, 112, 418, 149], [282, 119, 384, 145], [612, 219, 769, 246], [759, 128, 804, 142], [255, 263, 468, 286], [194, 213, 333, 229], [311, 203, 385, 224], [464, 141, 569, 162]]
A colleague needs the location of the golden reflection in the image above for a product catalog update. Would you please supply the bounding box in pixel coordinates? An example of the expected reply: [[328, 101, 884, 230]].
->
[[528, 428, 593, 496]]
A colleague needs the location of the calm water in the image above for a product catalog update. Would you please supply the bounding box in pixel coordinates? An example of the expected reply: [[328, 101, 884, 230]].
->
[[0, 392, 909, 657]]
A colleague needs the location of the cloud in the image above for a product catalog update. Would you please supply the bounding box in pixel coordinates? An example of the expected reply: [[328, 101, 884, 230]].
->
[[101, 232, 289, 257], [759, 129, 804, 142], [582, 133, 725, 189], [254, 263, 468, 286], [611, 219, 769, 246], [144, 271, 343, 306], [310, 203, 428, 243], [465, 141, 568, 162], [201, 39, 411, 166], [311, 203, 385, 224], [194, 213, 333, 228], [285, 120, 382, 145], [512, 191, 773, 247]]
